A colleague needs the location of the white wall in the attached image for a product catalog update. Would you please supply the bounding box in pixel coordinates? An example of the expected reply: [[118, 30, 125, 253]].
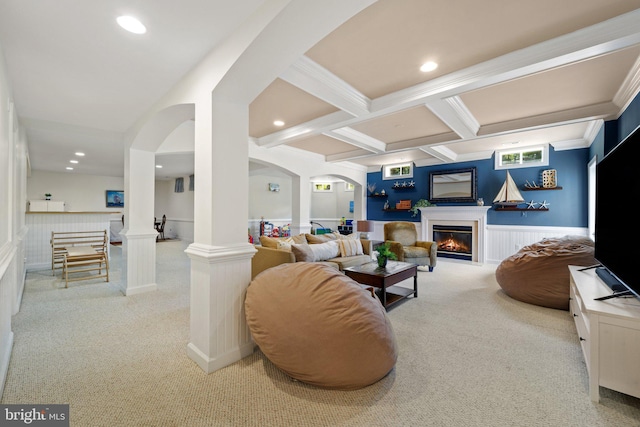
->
[[27, 170, 124, 213], [249, 174, 292, 221], [0, 40, 29, 399], [154, 176, 194, 241]]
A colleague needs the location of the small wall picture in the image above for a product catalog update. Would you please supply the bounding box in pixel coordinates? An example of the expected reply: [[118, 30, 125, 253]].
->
[[268, 183, 280, 192], [313, 183, 332, 192], [106, 190, 124, 208], [345, 182, 354, 191]]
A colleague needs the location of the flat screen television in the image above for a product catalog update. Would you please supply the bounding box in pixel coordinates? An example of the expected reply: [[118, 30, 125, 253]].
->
[[594, 124, 640, 299]]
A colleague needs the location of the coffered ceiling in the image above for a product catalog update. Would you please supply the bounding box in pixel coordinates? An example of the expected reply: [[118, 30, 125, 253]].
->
[[1, 1, 640, 178]]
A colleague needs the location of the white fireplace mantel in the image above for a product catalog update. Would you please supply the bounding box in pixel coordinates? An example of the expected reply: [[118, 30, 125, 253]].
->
[[419, 206, 491, 264]]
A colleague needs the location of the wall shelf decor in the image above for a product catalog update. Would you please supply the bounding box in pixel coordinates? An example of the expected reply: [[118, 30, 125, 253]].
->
[[522, 186, 562, 191], [495, 207, 548, 211]]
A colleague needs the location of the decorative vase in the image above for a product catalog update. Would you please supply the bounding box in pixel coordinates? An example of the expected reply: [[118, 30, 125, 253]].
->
[[377, 256, 388, 268]]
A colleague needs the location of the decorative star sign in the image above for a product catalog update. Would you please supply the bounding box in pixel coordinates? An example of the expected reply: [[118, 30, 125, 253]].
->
[[539, 200, 550, 209], [393, 181, 400, 188], [408, 180, 415, 187], [526, 200, 538, 209]]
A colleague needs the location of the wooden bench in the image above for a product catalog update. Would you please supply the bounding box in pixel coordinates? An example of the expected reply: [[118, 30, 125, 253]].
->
[[50, 230, 109, 287]]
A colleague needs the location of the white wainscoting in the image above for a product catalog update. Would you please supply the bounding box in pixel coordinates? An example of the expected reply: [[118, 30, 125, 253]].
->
[[365, 220, 588, 265], [485, 224, 590, 264], [25, 213, 116, 271], [164, 218, 193, 242]]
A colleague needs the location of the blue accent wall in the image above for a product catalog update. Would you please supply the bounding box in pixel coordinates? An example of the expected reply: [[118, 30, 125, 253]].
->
[[367, 146, 589, 227], [367, 91, 640, 228]]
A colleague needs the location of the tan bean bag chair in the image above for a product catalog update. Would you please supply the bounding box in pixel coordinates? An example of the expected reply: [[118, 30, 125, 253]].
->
[[245, 262, 397, 390], [495, 235, 596, 310]]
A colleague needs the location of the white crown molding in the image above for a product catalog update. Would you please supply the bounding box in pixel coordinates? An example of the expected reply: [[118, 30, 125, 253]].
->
[[584, 119, 604, 146], [478, 102, 618, 137], [550, 138, 589, 151], [280, 56, 371, 117], [613, 54, 640, 118]]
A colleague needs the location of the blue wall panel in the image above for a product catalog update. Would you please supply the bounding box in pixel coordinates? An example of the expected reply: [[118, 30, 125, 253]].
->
[[367, 147, 589, 227]]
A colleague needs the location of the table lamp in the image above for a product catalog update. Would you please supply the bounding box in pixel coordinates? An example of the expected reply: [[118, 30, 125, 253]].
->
[[357, 220, 374, 239]]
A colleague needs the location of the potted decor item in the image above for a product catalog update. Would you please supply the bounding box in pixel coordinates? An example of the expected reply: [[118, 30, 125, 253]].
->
[[376, 242, 397, 268], [45, 193, 52, 200], [409, 198, 434, 217]]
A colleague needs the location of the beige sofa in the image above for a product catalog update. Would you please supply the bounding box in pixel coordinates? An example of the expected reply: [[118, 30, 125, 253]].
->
[[251, 232, 373, 279]]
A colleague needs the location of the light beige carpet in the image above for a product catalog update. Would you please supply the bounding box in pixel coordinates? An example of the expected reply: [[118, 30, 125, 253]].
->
[[3, 240, 640, 426]]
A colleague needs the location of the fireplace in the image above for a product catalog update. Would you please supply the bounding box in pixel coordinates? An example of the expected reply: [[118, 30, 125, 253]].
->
[[433, 225, 473, 261], [419, 206, 491, 264]]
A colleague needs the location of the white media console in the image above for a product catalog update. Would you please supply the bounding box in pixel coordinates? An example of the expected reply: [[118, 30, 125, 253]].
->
[[569, 265, 640, 402]]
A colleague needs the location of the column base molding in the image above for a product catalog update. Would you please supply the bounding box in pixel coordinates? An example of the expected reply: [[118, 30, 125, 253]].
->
[[187, 342, 255, 374], [186, 242, 255, 374]]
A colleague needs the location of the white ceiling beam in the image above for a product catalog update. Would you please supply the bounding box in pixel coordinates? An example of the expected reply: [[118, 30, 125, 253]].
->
[[386, 132, 460, 151], [261, 10, 640, 160], [424, 96, 480, 139], [324, 127, 386, 153], [280, 55, 371, 117], [326, 148, 376, 162], [257, 110, 354, 147], [373, 9, 640, 114], [419, 145, 458, 163]]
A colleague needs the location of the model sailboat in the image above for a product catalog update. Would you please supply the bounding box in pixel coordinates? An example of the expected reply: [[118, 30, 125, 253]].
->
[[493, 171, 525, 207]]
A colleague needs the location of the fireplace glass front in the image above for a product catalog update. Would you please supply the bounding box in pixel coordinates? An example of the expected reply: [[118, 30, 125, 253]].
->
[[433, 225, 472, 261]]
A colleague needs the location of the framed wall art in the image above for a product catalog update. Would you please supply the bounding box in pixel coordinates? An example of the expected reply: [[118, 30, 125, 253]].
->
[[106, 190, 124, 208]]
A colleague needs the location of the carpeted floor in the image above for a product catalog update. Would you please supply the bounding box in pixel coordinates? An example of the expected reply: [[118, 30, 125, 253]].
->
[[3, 240, 640, 426]]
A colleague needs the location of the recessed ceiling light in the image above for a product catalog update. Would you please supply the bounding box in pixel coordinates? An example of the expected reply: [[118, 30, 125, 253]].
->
[[75, 152, 85, 157], [273, 120, 285, 127], [420, 61, 438, 72], [66, 167, 74, 170], [117, 16, 147, 34], [70, 160, 78, 164], [156, 165, 163, 168]]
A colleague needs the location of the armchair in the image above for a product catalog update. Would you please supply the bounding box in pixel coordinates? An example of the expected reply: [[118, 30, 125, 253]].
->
[[383, 221, 437, 271]]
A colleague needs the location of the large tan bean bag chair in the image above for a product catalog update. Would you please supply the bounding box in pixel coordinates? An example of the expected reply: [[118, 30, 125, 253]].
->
[[495, 235, 596, 310], [245, 262, 397, 390]]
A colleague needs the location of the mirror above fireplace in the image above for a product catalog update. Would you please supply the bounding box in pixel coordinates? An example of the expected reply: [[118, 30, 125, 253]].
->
[[429, 167, 477, 204]]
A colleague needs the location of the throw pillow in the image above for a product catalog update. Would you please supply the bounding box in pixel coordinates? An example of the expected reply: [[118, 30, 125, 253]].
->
[[338, 239, 364, 257], [291, 233, 307, 244], [276, 240, 293, 252], [306, 233, 333, 244], [308, 241, 340, 261], [291, 243, 315, 262], [259, 235, 279, 248]]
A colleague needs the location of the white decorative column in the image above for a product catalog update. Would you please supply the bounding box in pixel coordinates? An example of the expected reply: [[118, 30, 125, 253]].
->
[[419, 206, 491, 264], [122, 147, 158, 296], [288, 175, 310, 236], [185, 98, 255, 373]]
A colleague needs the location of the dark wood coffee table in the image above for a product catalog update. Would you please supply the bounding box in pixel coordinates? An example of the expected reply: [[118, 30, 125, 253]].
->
[[344, 261, 418, 310]]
